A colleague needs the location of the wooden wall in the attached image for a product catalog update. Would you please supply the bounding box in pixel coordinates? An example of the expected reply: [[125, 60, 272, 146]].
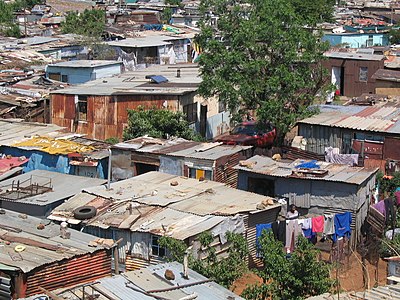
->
[[323, 58, 384, 97], [51, 93, 181, 140]]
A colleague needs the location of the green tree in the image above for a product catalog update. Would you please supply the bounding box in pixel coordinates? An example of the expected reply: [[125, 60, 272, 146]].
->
[[196, 0, 332, 143], [0, 0, 21, 37], [123, 107, 203, 141], [159, 231, 249, 288], [61, 9, 105, 37], [389, 28, 400, 45], [242, 231, 333, 300]]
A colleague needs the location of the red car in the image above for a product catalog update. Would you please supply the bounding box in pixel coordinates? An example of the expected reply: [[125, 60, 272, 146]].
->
[[214, 121, 276, 148]]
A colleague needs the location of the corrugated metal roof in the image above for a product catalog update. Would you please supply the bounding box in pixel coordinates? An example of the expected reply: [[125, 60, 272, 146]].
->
[[49, 172, 279, 238], [24, 261, 244, 300], [166, 143, 252, 160], [107, 36, 175, 48], [50, 63, 201, 96], [298, 104, 400, 134], [372, 69, 400, 82], [0, 119, 65, 145], [0, 209, 110, 273], [234, 155, 378, 185], [324, 51, 385, 61], [47, 60, 121, 68], [307, 284, 400, 299], [81, 171, 279, 215], [112, 136, 196, 155], [0, 170, 106, 206]]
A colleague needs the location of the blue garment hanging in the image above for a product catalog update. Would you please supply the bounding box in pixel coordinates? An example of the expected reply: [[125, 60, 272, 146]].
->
[[332, 212, 352, 242], [256, 224, 272, 257]]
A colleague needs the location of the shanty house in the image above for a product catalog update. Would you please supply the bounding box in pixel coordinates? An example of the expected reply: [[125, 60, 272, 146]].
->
[[0, 170, 106, 217], [235, 155, 378, 246], [159, 142, 253, 187], [112, 137, 252, 187], [24, 261, 244, 300], [0, 209, 113, 298], [48, 171, 281, 269], [322, 32, 389, 48], [111, 136, 196, 180], [107, 34, 193, 69], [0, 121, 111, 179], [323, 52, 385, 98], [372, 69, 400, 95], [297, 104, 400, 173], [50, 64, 228, 140], [46, 60, 123, 84]]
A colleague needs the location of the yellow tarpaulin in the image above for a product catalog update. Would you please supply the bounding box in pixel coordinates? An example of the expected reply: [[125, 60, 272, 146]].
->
[[12, 136, 95, 155]]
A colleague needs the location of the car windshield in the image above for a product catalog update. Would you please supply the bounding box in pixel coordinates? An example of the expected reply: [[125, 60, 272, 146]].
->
[[231, 124, 257, 136]]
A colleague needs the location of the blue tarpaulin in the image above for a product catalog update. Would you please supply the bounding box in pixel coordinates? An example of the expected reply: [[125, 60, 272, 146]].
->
[[295, 160, 320, 169]]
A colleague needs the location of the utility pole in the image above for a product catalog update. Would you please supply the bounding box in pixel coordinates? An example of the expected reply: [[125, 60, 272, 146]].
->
[[23, 5, 27, 37]]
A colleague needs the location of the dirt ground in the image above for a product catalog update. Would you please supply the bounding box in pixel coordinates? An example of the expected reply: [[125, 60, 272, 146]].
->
[[230, 252, 388, 297]]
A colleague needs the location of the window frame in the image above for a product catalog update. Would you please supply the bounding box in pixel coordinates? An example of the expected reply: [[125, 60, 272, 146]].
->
[[359, 66, 368, 82], [77, 95, 88, 121], [183, 102, 198, 123], [151, 235, 166, 257], [188, 168, 212, 180]]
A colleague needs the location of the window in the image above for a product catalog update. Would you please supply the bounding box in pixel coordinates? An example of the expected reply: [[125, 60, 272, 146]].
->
[[183, 103, 198, 123], [61, 74, 68, 83], [359, 67, 368, 82], [189, 168, 212, 180], [218, 101, 226, 113], [77, 95, 88, 121], [48, 72, 61, 81], [367, 35, 373, 47], [151, 235, 166, 257]]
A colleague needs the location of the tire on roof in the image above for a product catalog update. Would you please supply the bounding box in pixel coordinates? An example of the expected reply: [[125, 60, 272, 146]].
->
[[73, 206, 97, 220]]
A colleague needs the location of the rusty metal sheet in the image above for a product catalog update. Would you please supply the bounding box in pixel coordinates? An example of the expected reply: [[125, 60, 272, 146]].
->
[[25, 250, 111, 296], [363, 158, 386, 172], [352, 140, 383, 159], [384, 137, 400, 160]]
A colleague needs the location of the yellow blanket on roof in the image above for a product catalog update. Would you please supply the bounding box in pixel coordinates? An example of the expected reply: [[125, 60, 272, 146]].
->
[[12, 136, 94, 155]]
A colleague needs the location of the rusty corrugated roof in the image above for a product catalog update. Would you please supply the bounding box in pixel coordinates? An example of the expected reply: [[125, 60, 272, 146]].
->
[[0, 209, 111, 273], [234, 155, 378, 185], [298, 104, 400, 134]]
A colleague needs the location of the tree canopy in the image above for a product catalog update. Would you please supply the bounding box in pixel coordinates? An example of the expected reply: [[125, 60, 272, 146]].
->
[[123, 107, 203, 141], [389, 28, 400, 45], [61, 9, 105, 37], [242, 231, 333, 300], [159, 231, 249, 288], [196, 0, 332, 143]]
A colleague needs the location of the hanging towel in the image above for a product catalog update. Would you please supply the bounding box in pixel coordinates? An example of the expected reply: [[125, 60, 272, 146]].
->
[[312, 215, 324, 233], [332, 212, 352, 242], [285, 220, 303, 252], [299, 218, 313, 238], [324, 214, 335, 235]]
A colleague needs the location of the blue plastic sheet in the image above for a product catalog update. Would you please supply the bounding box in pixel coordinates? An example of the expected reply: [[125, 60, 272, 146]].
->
[[295, 160, 320, 169]]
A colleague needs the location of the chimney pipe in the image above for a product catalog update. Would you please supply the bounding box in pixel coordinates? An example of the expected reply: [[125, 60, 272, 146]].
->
[[176, 68, 181, 78], [183, 248, 189, 279]]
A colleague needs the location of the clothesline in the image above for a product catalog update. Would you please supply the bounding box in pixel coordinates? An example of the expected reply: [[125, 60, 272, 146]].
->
[[256, 211, 352, 254]]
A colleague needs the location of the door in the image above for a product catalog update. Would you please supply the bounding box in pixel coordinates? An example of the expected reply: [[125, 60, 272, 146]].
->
[[200, 104, 207, 138]]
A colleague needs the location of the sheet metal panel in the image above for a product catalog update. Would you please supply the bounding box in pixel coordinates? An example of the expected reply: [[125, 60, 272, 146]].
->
[[384, 137, 400, 160], [25, 250, 111, 296], [235, 155, 378, 185]]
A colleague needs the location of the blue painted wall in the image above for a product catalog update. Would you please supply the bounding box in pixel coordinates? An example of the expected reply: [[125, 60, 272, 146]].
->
[[45, 63, 121, 84], [322, 33, 389, 48], [0, 146, 107, 178]]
